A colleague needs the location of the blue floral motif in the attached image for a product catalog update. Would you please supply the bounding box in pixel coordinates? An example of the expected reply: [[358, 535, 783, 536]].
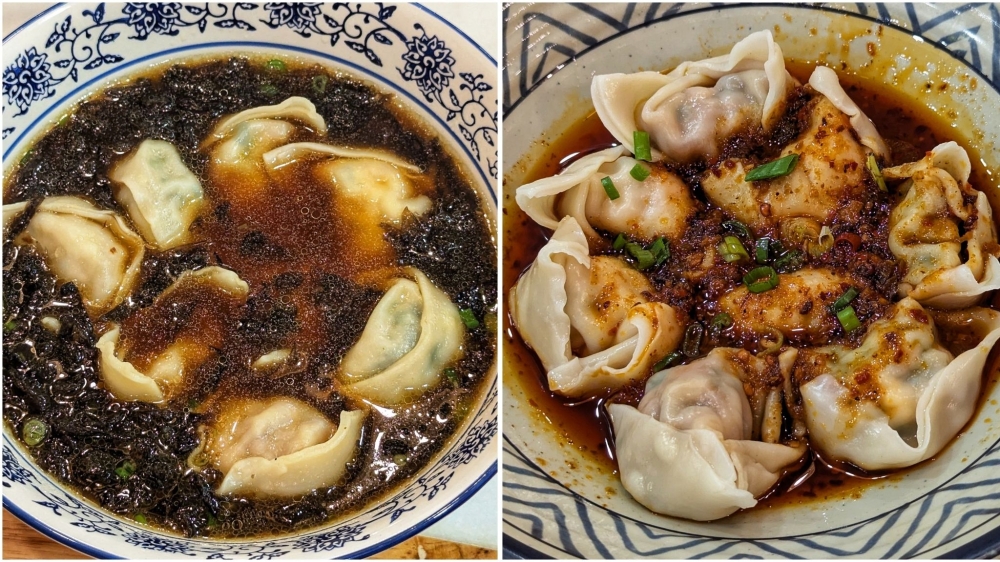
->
[[3, 445, 36, 486], [123, 531, 196, 555], [444, 417, 497, 468], [400, 29, 456, 100], [3, 48, 55, 116], [261, 2, 322, 34], [291, 523, 370, 553], [123, 3, 183, 38]]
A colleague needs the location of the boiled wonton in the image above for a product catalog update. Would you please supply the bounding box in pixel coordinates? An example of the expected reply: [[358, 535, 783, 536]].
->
[[509, 216, 684, 397]]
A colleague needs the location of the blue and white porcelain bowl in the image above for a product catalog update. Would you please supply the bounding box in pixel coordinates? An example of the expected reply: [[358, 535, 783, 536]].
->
[[502, 3, 1000, 559], [3, 2, 497, 558]]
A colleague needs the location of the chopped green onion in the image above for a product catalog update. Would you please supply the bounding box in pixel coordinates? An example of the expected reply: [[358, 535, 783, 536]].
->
[[755, 238, 771, 264], [207, 513, 218, 528], [722, 220, 752, 239], [392, 453, 408, 466], [633, 131, 652, 161], [629, 162, 651, 181], [266, 59, 287, 71], [115, 460, 136, 480], [444, 367, 460, 386], [484, 312, 498, 337], [837, 305, 862, 332], [867, 153, 887, 192], [682, 323, 704, 357], [625, 242, 656, 270], [649, 237, 670, 265], [745, 154, 799, 182], [135, 514, 148, 525], [759, 327, 785, 355], [3, 320, 17, 334], [260, 83, 279, 95], [601, 176, 620, 200], [653, 351, 684, 371], [613, 233, 627, 251], [711, 312, 733, 329], [744, 266, 779, 293], [187, 398, 200, 410], [19, 148, 33, 166], [58, 114, 69, 127], [832, 287, 859, 312], [22, 418, 47, 447], [312, 74, 329, 95], [459, 309, 480, 329], [717, 235, 750, 263], [773, 250, 804, 273]]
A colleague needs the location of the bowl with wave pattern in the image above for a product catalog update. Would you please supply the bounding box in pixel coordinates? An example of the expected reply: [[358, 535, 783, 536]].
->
[[3, 2, 497, 558], [502, 3, 1000, 558]]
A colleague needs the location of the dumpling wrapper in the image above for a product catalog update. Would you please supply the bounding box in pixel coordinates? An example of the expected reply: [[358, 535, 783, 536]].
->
[[701, 96, 872, 233], [514, 145, 696, 243], [509, 216, 683, 397], [3, 196, 144, 316], [96, 266, 249, 403], [884, 141, 1000, 308], [592, 30, 796, 162], [609, 349, 805, 521], [211, 399, 365, 497], [108, 139, 205, 249], [341, 268, 465, 405], [807, 66, 889, 158], [799, 298, 1000, 471], [203, 96, 327, 148]]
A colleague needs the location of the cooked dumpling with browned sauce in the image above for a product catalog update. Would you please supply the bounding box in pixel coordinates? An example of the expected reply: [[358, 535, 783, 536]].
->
[[509, 217, 683, 397], [884, 142, 1000, 308], [515, 145, 696, 245], [798, 298, 1000, 470], [3, 196, 144, 316]]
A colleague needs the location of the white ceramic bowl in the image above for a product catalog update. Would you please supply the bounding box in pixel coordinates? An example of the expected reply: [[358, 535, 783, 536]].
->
[[3, 3, 497, 558], [502, 3, 1000, 558]]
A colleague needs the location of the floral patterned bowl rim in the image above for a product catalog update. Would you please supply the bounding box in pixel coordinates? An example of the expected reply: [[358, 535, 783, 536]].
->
[[502, 2, 1000, 559], [3, 2, 497, 559]]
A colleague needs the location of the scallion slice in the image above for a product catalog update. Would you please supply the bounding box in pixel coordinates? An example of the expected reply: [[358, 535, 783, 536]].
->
[[3, 320, 16, 334], [867, 153, 888, 192], [649, 237, 670, 265], [626, 242, 656, 270], [744, 266, 779, 293], [837, 305, 862, 332], [711, 312, 733, 329], [682, 323, 704, 357], [459, 309, 480, 329], [312, 74, 329, 95], [755, 237, 770, 264], [722, 220, 751, 239], [832, 287, 859, 312], [629, 162, 651, 181], [115, 460, 136, 480], [601, 176, 620, 200], [267, 59, 287, 71], [653, 351, 684, 371], [744, 154, 799, 182], [717, 235, 750, 263], [135, 514, 148, 525], [633, 131, 652, 161], [773, 249, 804, 273], [22, 418, 47, 447], [444, 367, 460, 386], [613, 233, 627, 251]]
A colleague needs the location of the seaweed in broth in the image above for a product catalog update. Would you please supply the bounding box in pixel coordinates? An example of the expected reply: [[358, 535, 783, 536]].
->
[[503, 63, 1000, 506], [3, 56, 497, 538]]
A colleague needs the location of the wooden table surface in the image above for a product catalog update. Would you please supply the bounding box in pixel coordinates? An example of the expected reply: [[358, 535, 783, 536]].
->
[[3, 509, 497, 560]]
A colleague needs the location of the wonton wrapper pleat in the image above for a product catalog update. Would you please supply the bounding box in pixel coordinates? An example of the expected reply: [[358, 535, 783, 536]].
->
[[807, 66, 889, 158], [592, 30, 795, 162], [884, 142, 1000, 308], [203, 96, 326, 148], [341, 269, 465, 405], [3, 196, 145, 317], [509, 216, 683, 397], [800, 299, 1000, 471], [609, 349, 804, 521]]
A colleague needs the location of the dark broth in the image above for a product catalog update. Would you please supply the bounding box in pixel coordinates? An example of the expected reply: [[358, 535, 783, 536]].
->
[[3, 56, 497, 538], [503, 63, 1000, 506]]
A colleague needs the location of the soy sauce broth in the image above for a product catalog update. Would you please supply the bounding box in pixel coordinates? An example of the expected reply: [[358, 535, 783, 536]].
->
[[3, 56, 497, 538], [502, 62, 1000, 505]]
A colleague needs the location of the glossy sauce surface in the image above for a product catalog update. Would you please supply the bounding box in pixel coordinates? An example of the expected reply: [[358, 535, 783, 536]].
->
[[503, 63, 1000, 505]]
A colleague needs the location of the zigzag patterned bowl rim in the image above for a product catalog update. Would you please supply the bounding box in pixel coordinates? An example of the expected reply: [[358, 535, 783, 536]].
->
[[3, 2, 498, 558], [502, 2, 1000, 559]]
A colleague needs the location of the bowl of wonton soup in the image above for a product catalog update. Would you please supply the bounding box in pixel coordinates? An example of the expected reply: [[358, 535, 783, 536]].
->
[[502, 3, 1000, 559], [2, 3, 497, 558]]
